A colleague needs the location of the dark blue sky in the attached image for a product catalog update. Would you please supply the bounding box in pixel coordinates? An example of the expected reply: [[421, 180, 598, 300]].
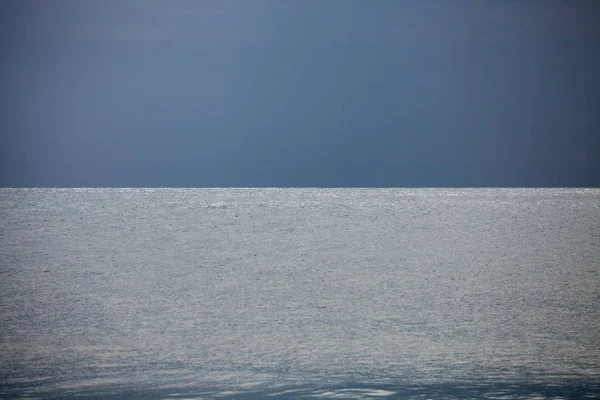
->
[[1, 0, 599, 187]]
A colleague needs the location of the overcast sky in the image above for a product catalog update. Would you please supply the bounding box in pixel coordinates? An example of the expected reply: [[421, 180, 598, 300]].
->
[[1, 0, 599, 187]]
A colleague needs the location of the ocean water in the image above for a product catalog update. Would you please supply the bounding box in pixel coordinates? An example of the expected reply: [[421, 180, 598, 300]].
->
[[0, 188, 599, 399]]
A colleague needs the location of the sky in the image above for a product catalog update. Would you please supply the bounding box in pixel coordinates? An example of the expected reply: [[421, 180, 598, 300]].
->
[[1, 0, 599, 187]]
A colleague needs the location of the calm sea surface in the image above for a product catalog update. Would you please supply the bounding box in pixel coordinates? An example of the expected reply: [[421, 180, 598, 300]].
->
[[1, 188, 599, 399]]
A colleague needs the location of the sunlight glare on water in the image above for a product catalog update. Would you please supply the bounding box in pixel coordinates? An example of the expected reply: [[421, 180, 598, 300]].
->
[[0, 188, 599, 399]]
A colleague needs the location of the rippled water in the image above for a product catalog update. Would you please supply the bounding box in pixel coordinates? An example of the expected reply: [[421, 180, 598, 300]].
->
[[1, 188, 599, 399]]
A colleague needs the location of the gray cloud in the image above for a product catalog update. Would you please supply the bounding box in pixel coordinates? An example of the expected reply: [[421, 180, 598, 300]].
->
[[1, 0, 598, 187]]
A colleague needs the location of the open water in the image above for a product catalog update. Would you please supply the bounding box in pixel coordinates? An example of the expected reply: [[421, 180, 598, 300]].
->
[[1, 188, 599, 399]]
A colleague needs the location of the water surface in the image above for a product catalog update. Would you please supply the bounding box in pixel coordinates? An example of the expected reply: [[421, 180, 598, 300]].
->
[[1, 188, 599, 398]]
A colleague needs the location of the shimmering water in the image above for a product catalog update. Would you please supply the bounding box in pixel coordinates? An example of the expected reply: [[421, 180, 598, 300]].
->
[[1, 188, 599, 399]]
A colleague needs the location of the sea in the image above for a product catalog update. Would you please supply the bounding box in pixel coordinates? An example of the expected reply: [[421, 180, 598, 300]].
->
[[0, 188, 599, 399]]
